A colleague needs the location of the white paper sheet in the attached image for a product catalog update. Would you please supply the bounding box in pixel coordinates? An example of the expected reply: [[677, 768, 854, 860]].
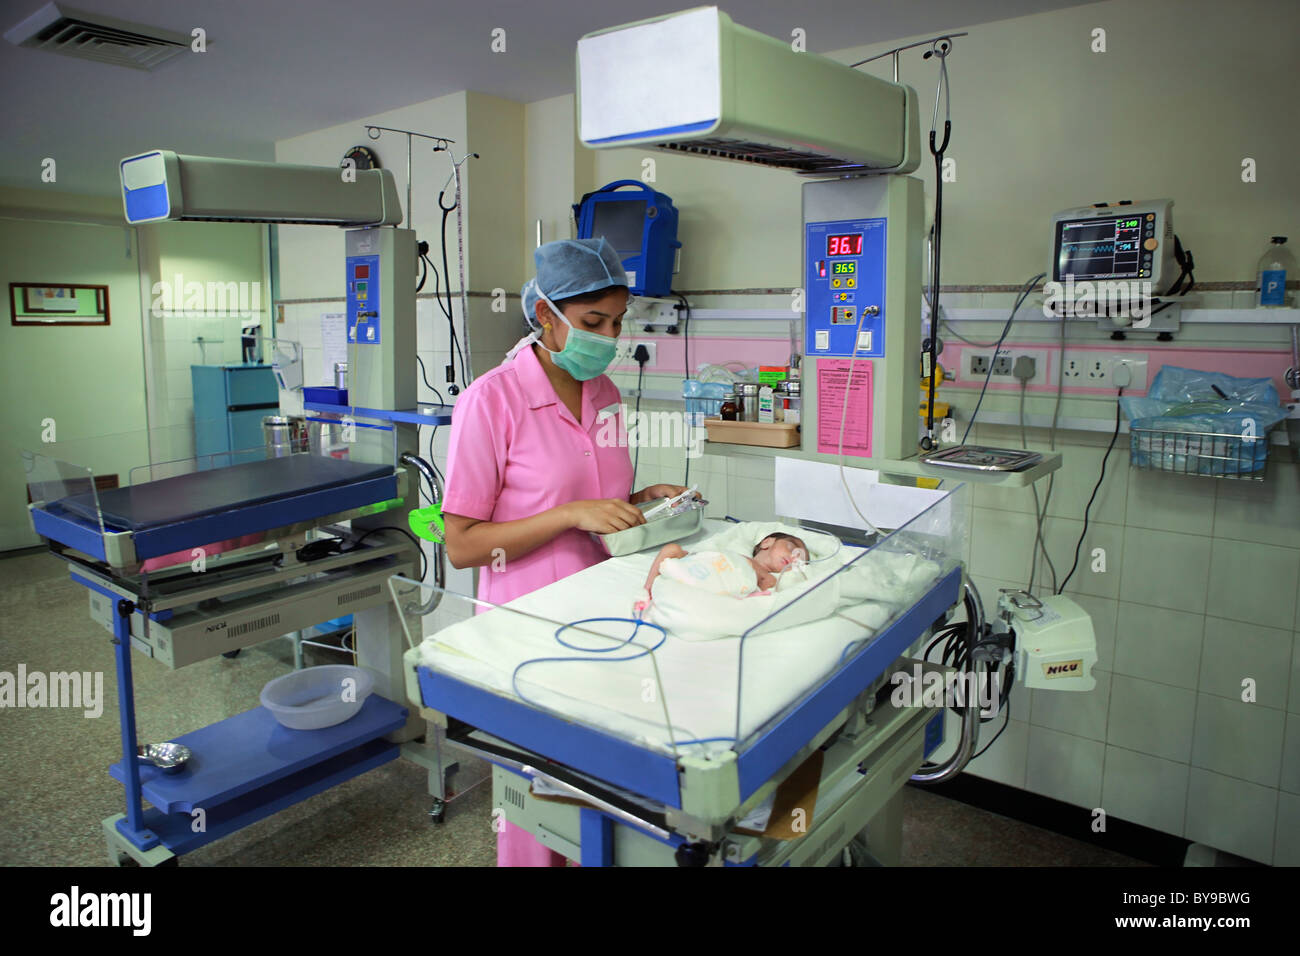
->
[[321, 313, 347, 384], [774, 457, 947, 531]]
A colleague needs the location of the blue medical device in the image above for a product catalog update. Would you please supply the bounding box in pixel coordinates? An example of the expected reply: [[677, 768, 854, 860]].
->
[[804, 217, 888, 358], [574, 180, 680, 297]]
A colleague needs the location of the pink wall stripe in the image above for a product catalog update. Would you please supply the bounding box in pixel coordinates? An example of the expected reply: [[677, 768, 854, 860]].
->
[[613, 335, 1294, 399]]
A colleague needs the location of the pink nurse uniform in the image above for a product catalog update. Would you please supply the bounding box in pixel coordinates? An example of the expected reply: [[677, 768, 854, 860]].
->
[[441, 343, 634, 865]]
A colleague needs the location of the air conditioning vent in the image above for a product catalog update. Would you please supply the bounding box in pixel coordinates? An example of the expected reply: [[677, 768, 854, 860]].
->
[[4, 3, 190, 71], [655, 138, 864, 174]]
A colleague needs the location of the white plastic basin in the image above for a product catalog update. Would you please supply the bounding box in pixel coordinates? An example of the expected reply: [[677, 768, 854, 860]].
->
[[260, 665, 374, 730]]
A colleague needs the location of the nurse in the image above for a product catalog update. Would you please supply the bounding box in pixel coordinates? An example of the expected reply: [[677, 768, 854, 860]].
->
[[440, 237, 689, 866]]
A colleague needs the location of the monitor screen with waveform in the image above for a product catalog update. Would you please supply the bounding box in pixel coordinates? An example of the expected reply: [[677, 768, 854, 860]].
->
[[1055, 213, 1151, 281]]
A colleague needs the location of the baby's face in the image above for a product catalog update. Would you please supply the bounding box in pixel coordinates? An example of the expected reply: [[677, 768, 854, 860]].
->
[[754, 536, 807, 572]]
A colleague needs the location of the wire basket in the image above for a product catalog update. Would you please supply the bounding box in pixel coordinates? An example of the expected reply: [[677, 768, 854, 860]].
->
[[1130, 426, 1270, 480]]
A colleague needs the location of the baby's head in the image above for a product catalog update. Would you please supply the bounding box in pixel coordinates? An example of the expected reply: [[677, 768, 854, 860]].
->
[[752, 533, 808, 572]]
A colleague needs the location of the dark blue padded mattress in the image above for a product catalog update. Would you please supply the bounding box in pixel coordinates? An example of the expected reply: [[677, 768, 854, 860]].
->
[[58, 455, 393, 533]]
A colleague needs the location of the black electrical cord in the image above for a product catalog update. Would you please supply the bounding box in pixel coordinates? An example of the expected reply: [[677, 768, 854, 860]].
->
[[1019, 381, 1058, 595], [427, 425, 443, 484], [960, 273, 1044, 444], [416, 253, 428, 293], [918, 39, 953, 451], [631, 362, 646, 492], [1147, 238, 1196, 319], [295, 537, 344, 562], [415, 355, 446, 407], [971, 697, 1010, 759], [436, 189, 469, 392], [672, 291, 692, 380], [923, 620, 979, 719], [1058, 386, 1123, 594], [349, 526, 427, 580], [425, 248, 467, 394], [672, 291, 693, 486], [922, 127, 950, 451], [1164, 236, 1195, 297]]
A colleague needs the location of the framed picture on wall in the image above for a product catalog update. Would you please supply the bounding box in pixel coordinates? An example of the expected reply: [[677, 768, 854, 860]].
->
[[23, 287, 78, 312], [10, 283, 110, 326]]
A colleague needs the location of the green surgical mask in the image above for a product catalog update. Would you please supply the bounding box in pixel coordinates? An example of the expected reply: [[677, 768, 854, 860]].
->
[[536, 293, 618, 381]]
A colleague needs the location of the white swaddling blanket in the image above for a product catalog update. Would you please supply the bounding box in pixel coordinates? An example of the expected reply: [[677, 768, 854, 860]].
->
[[416, 522, 944, 757], [658, 550, 759, 596], [646, 521, 939, 639]]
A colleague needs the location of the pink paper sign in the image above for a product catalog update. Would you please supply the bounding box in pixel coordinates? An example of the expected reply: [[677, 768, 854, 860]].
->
[[816, 358, 873, 457]]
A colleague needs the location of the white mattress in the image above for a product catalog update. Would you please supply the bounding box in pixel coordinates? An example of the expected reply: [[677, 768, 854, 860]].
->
[[417, 523, 944, 758]]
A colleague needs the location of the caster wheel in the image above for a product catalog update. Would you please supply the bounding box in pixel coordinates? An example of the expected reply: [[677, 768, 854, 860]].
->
[[837, 835, 876, 867], [428, 799, 446, 824]]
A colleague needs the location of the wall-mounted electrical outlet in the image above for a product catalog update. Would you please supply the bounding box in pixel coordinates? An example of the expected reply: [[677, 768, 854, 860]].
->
[[615, 340, 657, 367], [1061, 352, 1149, 389], [956, 346, 1150, 391], [963, 347, 1056, 387], [1110, 356, 1149, 390]]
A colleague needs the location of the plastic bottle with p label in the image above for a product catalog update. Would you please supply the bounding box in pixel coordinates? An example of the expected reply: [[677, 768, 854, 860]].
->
[[1258, 236, 1294, 307]]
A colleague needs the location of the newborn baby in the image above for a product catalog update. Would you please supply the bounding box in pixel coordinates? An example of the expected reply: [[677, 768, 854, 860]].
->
[[640, 533, 809, 608]]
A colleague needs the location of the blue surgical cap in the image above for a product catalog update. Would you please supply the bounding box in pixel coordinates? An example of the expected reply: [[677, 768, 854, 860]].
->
[[521, 237, 629, 327]]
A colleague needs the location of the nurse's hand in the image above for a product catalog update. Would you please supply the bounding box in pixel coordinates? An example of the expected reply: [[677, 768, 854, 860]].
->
[[563, 498, 647, 534], [631, 484, 691, 505]]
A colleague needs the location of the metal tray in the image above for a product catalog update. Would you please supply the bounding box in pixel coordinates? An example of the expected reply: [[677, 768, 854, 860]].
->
[[920, 445, 1042, 472], [599, 499, 703, 557]]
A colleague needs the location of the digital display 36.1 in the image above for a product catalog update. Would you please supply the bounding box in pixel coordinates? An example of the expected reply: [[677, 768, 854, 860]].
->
[[827, 234, 863, 256]]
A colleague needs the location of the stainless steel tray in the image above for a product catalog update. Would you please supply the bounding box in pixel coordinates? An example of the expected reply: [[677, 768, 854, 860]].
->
[[599, 499, 703, 556]]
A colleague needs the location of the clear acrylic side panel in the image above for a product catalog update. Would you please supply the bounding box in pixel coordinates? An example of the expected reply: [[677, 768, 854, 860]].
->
[[734, 482, 970, 752], [130, 415, 397, 485], [19, 427, 157, 535], [387, 483, 969, 766], [22, 448, 103, 533], [389, 576, 692, 759], [302, 413, 398, 466]]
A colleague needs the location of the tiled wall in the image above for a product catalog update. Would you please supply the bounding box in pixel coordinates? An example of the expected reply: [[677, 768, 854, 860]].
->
[[963, 422, 1299, 865], [275, 281, 1298, 865], [275, 298, 474, 597], [617, 394, 1299, 865]]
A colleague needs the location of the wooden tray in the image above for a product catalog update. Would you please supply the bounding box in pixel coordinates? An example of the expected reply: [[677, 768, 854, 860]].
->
[[703, 418, 800, 448]]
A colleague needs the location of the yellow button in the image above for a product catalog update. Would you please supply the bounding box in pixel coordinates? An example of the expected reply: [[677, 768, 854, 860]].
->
[[831, 279, 841, 288], [847, 278, 856, 288]]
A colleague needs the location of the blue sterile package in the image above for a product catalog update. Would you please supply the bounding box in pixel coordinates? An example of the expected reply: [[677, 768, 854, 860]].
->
[[1121, 366, 1286, 475], [683, 379, 730, 424], [1145, 366, 1279, 406]]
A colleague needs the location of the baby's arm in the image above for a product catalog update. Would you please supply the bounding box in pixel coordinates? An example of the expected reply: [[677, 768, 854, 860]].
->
[[645, 543, 688, 591]]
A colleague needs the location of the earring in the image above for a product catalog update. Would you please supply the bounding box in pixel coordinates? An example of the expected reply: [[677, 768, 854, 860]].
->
[[542, 323, 552, 330]]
